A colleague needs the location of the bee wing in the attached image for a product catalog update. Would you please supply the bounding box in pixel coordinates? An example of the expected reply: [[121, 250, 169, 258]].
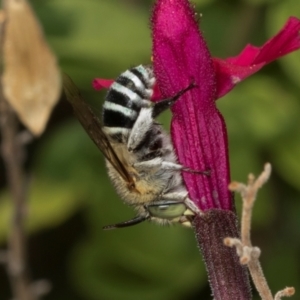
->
[[63, 73, 135, 188]]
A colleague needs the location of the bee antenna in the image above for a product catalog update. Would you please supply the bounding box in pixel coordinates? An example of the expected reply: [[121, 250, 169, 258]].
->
[[152, 81, 198, 118], [103, 215, 148, 230]]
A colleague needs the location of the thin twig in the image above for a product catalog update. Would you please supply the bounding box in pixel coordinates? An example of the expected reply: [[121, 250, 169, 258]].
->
[[224, 163, 295, 300], [0, 8, 35, 298], [227, 163, 273, 300], [274, 287, 295, 300], [0, 92, 37, 300]]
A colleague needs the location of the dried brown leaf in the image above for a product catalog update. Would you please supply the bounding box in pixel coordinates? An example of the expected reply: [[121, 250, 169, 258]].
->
[[2, 0, 61, 136]]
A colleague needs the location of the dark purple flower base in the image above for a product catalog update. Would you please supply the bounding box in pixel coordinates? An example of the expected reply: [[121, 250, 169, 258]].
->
[[193, 209, 251, 300]]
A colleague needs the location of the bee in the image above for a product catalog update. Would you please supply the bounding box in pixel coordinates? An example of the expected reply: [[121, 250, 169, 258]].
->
[[63, 65, 206, 230]]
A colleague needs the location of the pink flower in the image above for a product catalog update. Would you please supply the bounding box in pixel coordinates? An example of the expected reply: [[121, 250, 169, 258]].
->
[[152, 1, 300, 212], [93, 1, 300, 212]]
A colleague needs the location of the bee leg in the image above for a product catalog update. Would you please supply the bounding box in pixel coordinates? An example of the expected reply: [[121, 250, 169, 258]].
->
[[132, 160, 184, 171], [160, 191, 189, 201], [133, 160, 209, 176], [132, 159, 199, 175], [131, 157, 163, 172], [161, 192, 202, 216], [159, 162, 210, 176], [182, 167, 210, 176], [184, 198, 203, 215], [127, 107, 153, 151]]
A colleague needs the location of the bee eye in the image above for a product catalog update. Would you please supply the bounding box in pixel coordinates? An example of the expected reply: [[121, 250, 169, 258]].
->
[[147, 202, 186, 219]]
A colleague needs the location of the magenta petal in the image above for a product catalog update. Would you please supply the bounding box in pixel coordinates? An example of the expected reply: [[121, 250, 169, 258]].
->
[[152, 0, 231, 210], [93, 77, 163, 102], [92, 78, 114, 91], [213, 58, 263, 98], [152, 83, 163, 101], [214, 16, 300, 99]]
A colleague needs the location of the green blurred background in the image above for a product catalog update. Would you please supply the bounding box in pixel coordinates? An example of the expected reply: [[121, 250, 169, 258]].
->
[[1, 0, 300, 299]]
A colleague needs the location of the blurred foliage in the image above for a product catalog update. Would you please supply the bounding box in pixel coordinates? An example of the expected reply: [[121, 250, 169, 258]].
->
[[0, 0, 300, 299]]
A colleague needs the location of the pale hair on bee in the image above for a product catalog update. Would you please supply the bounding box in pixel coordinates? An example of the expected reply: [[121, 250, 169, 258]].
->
[[63, 65, 208, 230]]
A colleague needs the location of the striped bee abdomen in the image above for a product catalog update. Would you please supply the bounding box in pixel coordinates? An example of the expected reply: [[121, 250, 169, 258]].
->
[[102, 65, 155, 132]]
